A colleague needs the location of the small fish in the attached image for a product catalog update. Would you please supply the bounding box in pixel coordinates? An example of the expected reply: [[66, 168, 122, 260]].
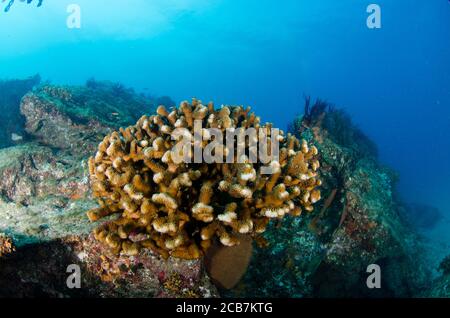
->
[[111, 112, 119, 116], [11, 133, 23, 142]]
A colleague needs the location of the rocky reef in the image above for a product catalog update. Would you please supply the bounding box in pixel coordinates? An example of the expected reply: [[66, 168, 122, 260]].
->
[[0, 84, 441, 297], [21, 80, 173, 156], [425, 255, 450, 297], [0, 75, 40, 149], [224, 99, 431, 297], [0, 80, 216, 297]]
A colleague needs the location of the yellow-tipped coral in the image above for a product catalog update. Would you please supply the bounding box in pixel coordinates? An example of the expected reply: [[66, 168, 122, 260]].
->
[[87, 99, 321, 259]]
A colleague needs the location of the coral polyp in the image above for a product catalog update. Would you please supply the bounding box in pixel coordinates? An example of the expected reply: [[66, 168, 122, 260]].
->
[[87, 99, 321, 259]]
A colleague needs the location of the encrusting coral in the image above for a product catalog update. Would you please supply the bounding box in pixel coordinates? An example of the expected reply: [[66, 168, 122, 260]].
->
[[86, 99, 321, 259]]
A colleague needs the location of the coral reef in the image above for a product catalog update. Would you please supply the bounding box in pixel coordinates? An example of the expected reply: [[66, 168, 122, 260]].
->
[[289, 97, 378, 158], [424, 255, 450, 297], [0, 82, 218, 297], [87, 99, 322, 259], [0, 233, 15, 257], [0, 144, 95, 246], [0, 75, 40, 149], [0, 81, 438, 297], [0, 234, 218, 297], [0, 143, 89, 205], [20, 80, 172, 156], [225, 104, 430, 298]]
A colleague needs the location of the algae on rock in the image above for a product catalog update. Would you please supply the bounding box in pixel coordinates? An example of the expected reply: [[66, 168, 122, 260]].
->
[[20, 80, 174, 156], [225, 101, 430, 298]]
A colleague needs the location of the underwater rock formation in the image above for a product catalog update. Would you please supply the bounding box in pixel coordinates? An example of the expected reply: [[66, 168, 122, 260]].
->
[[0, 148, 217, 298], [425, 255, 450, 297], [0, 143, 89, 205], [0, 143, 95, 248], [87, 100, 322, 259], [438, 255, 450, 276], [20, 80, 171, 156], [0, 234, 218, 297], [0, 82, 218, 297], [225, 100, 430, 297], [0, 84, 437, 297], [0, 75, 40, 149], [289, 97, 378, 158], [400, 203, 442, 230]]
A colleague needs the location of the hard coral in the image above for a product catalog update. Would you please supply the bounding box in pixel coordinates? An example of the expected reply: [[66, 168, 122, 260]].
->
[[0, 233, 15, 257], [86, 99, 321, 259]]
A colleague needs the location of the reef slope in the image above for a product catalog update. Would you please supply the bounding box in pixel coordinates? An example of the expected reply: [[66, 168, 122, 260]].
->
[[0, 82, 216, 297], [225, 102, 430, 297], [0, 75, 40, 149], [0, 87, 433, 298]]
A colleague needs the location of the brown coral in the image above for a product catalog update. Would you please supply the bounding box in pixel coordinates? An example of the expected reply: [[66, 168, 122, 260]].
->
[[0, 234, 15, 257], [87, 99, 321, 259]]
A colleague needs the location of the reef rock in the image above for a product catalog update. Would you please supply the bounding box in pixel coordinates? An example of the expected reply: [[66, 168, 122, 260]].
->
[[0, 87, 433, 298], [0, 234, 218, 298], [0, 143, 89, 205], [0, 143, 94, 246], [20, 80, 174, 156], [426, 274, 450, 297], [401, 203, 442, 230], [0, 82, 215, 298], [0, 75, 40, 149], [422, 255, 450, 297], [225, 100, 430, 298]]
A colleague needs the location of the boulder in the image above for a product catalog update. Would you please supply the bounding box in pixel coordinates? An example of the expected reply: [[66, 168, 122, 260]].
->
[[20, 80, 173, 156], [0, 233, 217, 297], [0, 75, 40, 149]]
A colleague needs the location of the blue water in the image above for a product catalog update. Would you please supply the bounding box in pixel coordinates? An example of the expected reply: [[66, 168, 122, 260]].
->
[[1, 0, 450, 255]]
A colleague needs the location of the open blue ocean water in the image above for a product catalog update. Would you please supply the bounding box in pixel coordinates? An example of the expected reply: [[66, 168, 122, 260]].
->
[[1, 0, 449, 270]]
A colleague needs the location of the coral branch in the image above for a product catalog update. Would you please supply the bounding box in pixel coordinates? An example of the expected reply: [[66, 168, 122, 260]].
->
[[87, 99, 322, 259]]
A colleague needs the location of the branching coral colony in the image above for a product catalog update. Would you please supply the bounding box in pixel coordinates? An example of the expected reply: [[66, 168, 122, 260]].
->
[[86, 99, 322, 259]]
